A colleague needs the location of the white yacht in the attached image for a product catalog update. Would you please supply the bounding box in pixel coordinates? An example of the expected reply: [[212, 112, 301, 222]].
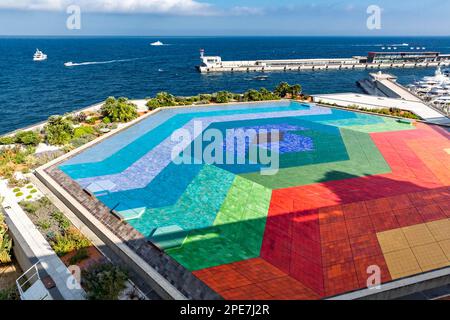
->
[[33, 49, 47, 61], [431, 95, 450, 105], [150, 41, 164, 46], [428, 86, 450, 96]]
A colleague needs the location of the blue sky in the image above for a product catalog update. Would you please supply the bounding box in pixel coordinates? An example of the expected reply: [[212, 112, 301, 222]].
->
[[0, 0, 449, 36]]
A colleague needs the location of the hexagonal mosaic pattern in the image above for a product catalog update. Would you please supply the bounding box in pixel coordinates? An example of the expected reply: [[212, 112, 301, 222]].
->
[[59, 101, 450, 299]]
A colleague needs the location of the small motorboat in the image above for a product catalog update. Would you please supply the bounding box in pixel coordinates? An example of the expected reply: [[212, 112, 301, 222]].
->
[[33, 49, 47, 61], [64, 62, 75, 67], [150, 41, 164, 46], [254, 75, 269, 81]]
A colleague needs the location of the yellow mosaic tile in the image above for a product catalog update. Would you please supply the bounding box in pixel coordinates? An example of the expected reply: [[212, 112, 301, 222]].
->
[[439, 240, 450, 261], [426, 219, 450, 242], [384, 248, 422, 280], [377, 229, 410, 254], [412, 243, 450, 272], [402, 225, 435, 247]]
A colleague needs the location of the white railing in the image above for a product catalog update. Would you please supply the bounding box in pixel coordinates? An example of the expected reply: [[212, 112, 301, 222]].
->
[[16, 262, 51, 300]]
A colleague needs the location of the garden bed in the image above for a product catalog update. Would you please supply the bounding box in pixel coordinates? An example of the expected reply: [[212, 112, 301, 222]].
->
[[19, 197, 105, 271], [18, 197, 143, 300]]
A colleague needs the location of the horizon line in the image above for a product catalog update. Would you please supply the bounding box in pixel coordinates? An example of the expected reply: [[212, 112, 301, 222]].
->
[[1, 34, 450, 38]]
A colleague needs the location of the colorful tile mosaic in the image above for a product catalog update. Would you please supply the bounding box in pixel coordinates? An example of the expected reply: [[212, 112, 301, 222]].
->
[[59, 101, 450, 300]]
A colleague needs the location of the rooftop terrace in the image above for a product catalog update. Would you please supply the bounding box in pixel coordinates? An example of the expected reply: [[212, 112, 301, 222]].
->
[[39, 101, 450, 300]]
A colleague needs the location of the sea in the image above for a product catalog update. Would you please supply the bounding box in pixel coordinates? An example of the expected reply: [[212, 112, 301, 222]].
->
[[1, 36, 450, 134]]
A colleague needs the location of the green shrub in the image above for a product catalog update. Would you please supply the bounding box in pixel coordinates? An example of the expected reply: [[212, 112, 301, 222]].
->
[[101, 97, 138, 123], [15, 192, 24, 197], [82, 263, 128, 300], [13, 188, 20, 193], [51, 211, 71, 231], [51, 227, 91, 257], [37, 219, 51, 231], [30, 189, 37, 194], [102, 117, 111, 124], [19, 197, 53, 215], [0, 213, 12, 264], [0, 136, 16, 145], [70, 136, 95, 148], [146, 92, 178, 110], [15, 131, 42, 146], [26, 195, 32, 200], [214, 91, 233, 103], [19, 201, 40, 215], [45, 116, 74, 146], [0, 286, 19, 300], [85, 117, 98, 125], [26, 185, 33, 189], [69, 247, 90, 265], [274, 82, 302, 98], [73, 126, 95, 139]]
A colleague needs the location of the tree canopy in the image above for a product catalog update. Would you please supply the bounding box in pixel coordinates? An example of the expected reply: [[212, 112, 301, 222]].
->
[[101, 97, 138, 123], [44, 116, 74, 146]]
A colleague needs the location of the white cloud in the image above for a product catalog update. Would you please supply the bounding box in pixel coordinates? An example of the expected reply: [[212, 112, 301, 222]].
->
[[0, 0, 214, 15], [230, 6, 265, 16]]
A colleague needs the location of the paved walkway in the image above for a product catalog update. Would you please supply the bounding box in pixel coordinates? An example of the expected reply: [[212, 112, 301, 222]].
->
[[313, 93, 450, 125]]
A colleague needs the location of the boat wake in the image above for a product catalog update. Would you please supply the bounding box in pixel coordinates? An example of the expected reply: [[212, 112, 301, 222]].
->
[[352, 43, 410, 47], [64, 57, 145, 67]]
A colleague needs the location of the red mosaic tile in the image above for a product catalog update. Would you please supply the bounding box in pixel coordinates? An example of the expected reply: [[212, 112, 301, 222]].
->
[[320, 221, 348, 244], [408, 191, 438, 207], [345, 216, 375, 238], [393, 207, 424, 227], [321, 238, 354, 267], [370, 212, 399, 233], [257, 276, 320, 300], [232, 258, 285, 283], [224, 125, 450, 300], [324, 262, 359, 297], [416, 204, 447, 222], [353, 255, 392, 289], [260, 241, 292, 275], [318, 205, 345, 225], [387, 194, 413, 211], [342, 201, 369, 219], [289, 254, 324, 296], [364, 198, 392, 215], [291, 236, 321, 263], [193, 264, 252, 292], [292, 210, 320, 242], [436, 201, 450, 217], [221, 285, 273, 300], [349, 234, 383, 260]]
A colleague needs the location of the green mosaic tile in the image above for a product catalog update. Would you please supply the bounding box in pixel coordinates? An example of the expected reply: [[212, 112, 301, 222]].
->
[[322, 117, 416, 133], [166, 176, 272, 271], [240, 128, 392, 189]]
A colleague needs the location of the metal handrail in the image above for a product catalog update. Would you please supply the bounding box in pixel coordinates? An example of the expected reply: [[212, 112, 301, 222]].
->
[[16, 263, 41, 296]]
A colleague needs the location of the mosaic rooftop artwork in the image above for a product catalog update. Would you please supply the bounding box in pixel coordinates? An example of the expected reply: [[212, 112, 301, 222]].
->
[[59, 101, 450, 299]]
